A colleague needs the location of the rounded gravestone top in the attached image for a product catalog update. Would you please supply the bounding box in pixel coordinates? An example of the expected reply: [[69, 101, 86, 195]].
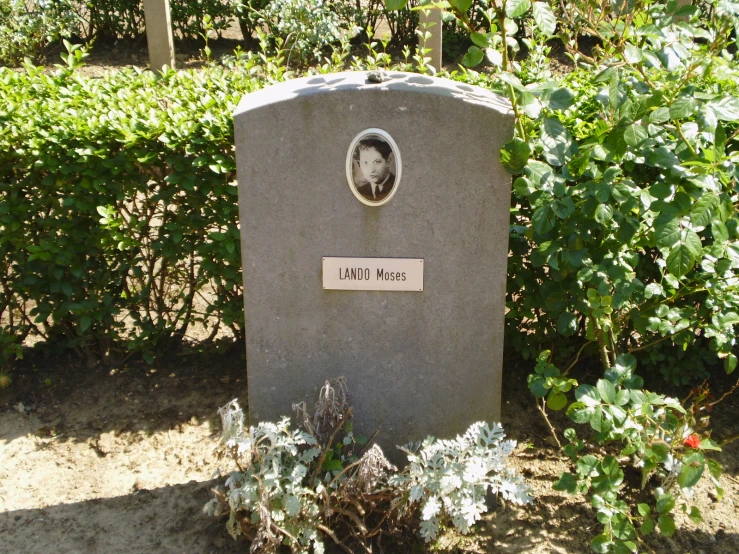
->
[[234, 71, 513, 117]]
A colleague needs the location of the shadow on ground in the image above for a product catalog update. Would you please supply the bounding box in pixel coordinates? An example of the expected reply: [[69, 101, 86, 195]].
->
[[1, 478, 241, 554], [0, 342, 248, 445]]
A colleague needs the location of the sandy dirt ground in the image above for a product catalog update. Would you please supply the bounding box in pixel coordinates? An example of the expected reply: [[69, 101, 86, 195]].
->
[[1, 345, 737, 554]]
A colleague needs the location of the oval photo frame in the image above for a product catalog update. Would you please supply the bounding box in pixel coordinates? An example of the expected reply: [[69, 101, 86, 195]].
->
[[346, 128, 401, 207]]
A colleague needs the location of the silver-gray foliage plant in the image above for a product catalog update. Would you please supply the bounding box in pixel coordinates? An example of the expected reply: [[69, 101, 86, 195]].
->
[[205, 381, 532, 552]]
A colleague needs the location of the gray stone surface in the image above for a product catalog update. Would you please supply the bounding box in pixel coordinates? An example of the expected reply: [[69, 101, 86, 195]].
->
[[143, 0, 175, 71], [235, 72, 514, 459]]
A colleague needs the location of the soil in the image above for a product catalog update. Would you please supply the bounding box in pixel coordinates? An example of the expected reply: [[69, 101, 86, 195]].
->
[[1, 342, 737, 554], [2, 30, 739, 554]]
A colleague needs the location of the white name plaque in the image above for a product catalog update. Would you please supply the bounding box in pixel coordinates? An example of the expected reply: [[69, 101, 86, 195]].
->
[[323, 257, 424, 291]]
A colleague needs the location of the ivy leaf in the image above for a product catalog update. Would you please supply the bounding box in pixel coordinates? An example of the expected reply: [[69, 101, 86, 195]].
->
[[501, 138, 531, 174], [532, 2, 557, 36], [506, 0, 531, 18]]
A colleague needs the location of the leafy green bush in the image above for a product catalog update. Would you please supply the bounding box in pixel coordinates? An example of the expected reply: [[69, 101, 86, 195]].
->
[[0, 44, 283, 366], [0, 0, 81, 66]]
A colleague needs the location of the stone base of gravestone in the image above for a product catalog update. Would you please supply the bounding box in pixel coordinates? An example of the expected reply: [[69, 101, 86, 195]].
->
[[235, 72, 514, 462]]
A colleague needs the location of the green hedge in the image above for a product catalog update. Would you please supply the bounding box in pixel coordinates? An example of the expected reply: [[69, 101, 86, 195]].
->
[[0, 49, 274, 366]]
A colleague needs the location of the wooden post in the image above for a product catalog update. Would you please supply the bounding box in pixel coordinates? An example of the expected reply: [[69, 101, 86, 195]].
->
[[143, 0, 176, 71], [419, 7, 443, 72]]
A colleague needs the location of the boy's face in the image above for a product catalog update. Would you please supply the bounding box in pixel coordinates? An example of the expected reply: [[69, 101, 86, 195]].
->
[[358, 147, 390, 185]]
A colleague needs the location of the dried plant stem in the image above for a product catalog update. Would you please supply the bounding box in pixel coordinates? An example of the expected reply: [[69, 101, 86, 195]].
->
[[537, 398, 562, 449], [317, 524, 353, 554], [311, 407, 353, 487], [709, 377, 739, 408]]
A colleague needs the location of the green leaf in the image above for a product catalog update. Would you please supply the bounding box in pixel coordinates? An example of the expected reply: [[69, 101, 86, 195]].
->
[[506, 0, 531, 18], [670, 97, 697, 119], [594, 204, 613, 224], [655, 214, 680, 248], [623, 124, 648, 146], [666, 243, 697, 278], [699, 437, 721, 451], [557, 311, 578, 336], [591, 534, 612, 553], [596, 379, 616, 404], [637, 503, 651, 517], [462, 45, 484, 68], [707, 458, 722, 480], [470, 32, 492, 48], [532, 205, 555, 234], [547, 87, 576, 110], [678, 460, 704, 488], [641, 518, 655, 535], [576, 455, 600, 477], [690, 194, 719, 227], [384, 0, 408, 10], [708, 96, 739, 121], [532, 2, 557, 36], [566, 401, 593, 424], [647, 147, 679, 169], [650, 107, 670, 123], [724, 353, 737, 374], [322, 459, 343, 471], [547, 391, 568, 410], [623, 44, 644, 63], [553, 472, 578, 493], [656, 493, 675, 514], [448, 0, 473, 12], [79, 315, 92, 333], [541, 117, 575, 166], [501, 138, 531, 174], [658, 514, 676, 536]]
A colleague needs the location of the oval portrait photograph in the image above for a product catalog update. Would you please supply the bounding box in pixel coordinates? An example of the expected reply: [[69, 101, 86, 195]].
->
[[346, 129, 401, 206]]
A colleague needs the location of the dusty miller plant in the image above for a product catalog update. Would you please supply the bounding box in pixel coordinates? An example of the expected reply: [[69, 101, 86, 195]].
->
[[205, 379, 532, 552]]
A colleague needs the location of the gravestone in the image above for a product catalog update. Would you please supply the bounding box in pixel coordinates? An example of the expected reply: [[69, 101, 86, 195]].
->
[[235, 72, 514, 456]]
